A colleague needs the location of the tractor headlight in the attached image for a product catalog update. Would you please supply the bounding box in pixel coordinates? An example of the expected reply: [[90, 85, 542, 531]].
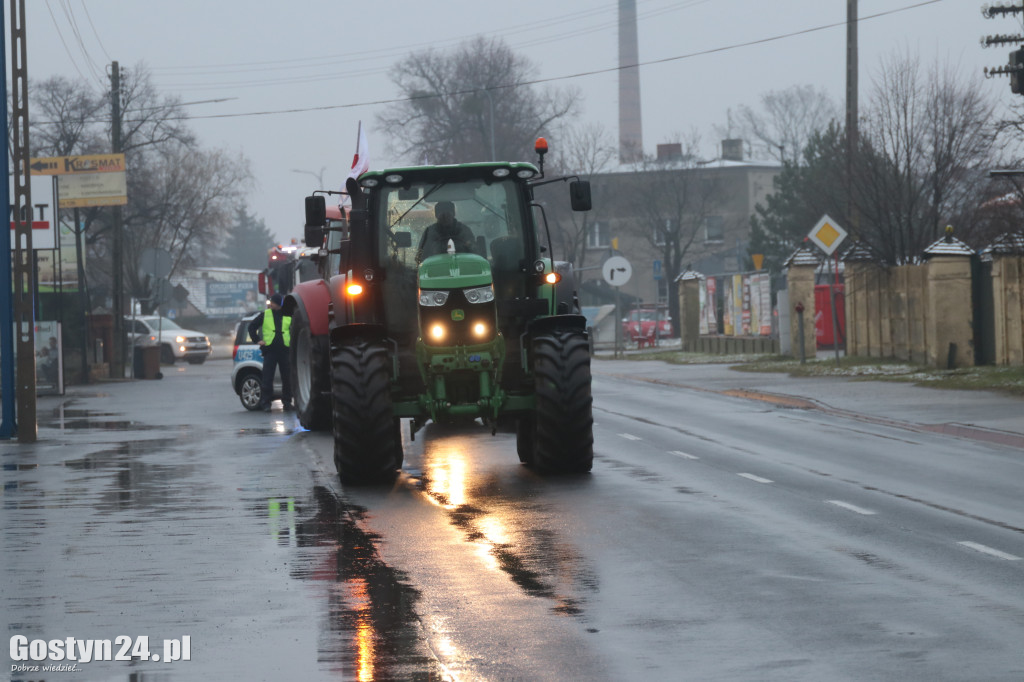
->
[[419, 290, 449, 306], [463, 285, 494, 304], [430, 324, 446, 341], [472, 322, 488, 338]]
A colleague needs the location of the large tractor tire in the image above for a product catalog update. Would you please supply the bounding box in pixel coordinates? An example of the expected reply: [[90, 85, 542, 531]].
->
[[290, 308, 331, 430], [528, 330, 594, 473], [516, 414, 535, 464], [330, 341, 403, 483]]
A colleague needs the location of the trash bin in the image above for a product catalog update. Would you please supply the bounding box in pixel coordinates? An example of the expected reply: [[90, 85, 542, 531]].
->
[[133, 345, 163, 380]]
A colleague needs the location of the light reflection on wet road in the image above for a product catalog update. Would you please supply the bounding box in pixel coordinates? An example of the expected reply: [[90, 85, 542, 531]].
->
[[408, 428, 598, 617], [6, 359, 1024, 680], [2, 369, 448, 680]]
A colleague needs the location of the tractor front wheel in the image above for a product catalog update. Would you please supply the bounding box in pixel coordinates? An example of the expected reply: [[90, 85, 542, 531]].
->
[[529, 331, 594, 473], [330, 341, 403, 483]]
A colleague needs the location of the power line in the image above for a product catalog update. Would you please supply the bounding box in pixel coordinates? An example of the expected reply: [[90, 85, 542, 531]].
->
[[43, 0, 94, 86], [148, 0, 706, 92], [147, 1, 654, 75], [55, 0, 105, 87], [79, 0, 113, 63], [147, 0, 945, 122]]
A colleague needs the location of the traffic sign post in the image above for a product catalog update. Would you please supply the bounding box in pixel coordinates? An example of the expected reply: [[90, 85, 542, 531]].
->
[[807, 215, 847, 366], [602, 255, 632, 358]]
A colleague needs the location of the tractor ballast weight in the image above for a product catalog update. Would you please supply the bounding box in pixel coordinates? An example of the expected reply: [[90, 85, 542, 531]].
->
[[291, 141, 594, 483]]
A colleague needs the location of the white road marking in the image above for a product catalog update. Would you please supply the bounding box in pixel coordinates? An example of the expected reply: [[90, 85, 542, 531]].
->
[[669, 450, 699, 460], [826, 500, 877, 515], [957, 541, 1022, 561], [737, 473, 773, 484], [618, 433, 642, 441]]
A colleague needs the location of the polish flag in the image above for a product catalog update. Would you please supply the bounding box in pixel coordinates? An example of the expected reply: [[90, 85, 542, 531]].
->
[[340, 121, 369, 207]]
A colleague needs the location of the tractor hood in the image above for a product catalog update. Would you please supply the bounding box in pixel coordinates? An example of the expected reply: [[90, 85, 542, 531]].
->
[[418, 252, 492, 290]]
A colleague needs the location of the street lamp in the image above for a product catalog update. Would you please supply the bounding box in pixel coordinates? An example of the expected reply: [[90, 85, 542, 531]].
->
[[291, 166, 328, 189]]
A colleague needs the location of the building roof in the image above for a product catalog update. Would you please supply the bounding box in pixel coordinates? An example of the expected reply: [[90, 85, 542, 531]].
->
[[922, 236, 974, 258], [842, 241, 875, 263], [980, 232, 1024, 256], [675, 269, 704, 281], [782, 246, 821, 268], [600, 156, 782, 176]]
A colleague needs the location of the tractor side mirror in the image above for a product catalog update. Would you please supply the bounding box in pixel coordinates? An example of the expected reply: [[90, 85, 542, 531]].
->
[[569, 180, 592, 212], [304, 195, 326, 247]]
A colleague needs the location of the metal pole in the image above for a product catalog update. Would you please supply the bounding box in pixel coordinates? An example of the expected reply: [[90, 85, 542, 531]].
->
[[846, 0, 858, 225], [74, 208, 90, 383], [0, 4, 15, 438], [614, 286, 622, 359], [797, 306, 806, 364], [829, 255, 841, 366], [110, 61, 125, 380], [11, 0, 36, 442]]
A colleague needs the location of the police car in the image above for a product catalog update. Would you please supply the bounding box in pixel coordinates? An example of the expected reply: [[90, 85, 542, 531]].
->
[[231, 313, 282, 410]]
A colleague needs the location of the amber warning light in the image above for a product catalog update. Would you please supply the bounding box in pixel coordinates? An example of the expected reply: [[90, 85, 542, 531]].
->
[[534, 137, 548, 155]]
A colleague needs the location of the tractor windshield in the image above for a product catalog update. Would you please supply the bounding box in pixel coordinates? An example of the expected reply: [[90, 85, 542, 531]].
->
[[378, 178, 528, 275], [374, 176, 532, 348]]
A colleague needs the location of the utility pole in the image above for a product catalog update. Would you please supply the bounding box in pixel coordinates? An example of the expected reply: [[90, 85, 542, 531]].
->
[[110, 61, 125, 380], [845, 0, 858, 225], [1, 2, 15, 438], [981, 3, 1024, 94], [9, 0, 36, 442]]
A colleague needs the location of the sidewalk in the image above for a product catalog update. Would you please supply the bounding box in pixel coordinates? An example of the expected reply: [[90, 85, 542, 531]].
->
[[592, 357, 1024, 450]]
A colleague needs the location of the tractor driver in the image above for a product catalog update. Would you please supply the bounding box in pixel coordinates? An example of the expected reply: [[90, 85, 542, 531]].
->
[[416, 201, 477, 264]]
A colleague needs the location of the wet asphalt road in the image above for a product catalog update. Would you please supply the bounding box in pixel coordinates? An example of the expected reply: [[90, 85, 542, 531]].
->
[[3, 355, 1024, 681]]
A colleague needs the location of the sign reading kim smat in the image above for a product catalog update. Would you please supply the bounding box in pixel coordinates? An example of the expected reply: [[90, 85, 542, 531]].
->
[[807, 214, 848, 256]]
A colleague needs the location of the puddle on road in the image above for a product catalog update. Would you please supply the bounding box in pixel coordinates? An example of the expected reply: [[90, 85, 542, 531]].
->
[[4, 438, 208, 515], [410, 428, 599, 618], [256, 485, 444, 680], [39, 405, 164, 432]]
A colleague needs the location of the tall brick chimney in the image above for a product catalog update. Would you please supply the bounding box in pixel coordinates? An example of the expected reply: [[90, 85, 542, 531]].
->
[[619, 0, 643, 163]]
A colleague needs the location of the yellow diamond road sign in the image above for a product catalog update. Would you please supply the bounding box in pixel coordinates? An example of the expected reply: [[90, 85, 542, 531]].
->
[[808, 214, 848, 256]]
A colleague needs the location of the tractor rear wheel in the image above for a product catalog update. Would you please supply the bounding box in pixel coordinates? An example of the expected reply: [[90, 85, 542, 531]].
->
[[330, 341, 403, 483], [290, 308, 330, 430], [529, 331, 593, 472]]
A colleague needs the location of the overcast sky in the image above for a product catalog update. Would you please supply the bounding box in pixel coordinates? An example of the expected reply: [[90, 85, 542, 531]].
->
[[6, 0, 1013, 243]]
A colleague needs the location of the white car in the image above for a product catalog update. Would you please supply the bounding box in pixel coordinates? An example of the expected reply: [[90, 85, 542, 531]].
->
[[126, 316, 212, 365]]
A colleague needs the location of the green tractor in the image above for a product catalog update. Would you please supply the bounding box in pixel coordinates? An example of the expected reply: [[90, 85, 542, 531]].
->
[[290, 139, 593, 482]]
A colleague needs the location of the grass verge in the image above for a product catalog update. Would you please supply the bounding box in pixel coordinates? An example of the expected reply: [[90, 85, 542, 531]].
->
[[607, 350, 1024, 397]]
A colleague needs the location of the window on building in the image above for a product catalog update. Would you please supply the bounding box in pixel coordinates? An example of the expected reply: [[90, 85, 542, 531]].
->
[[587, 221, 609, 249], [704, 215, 723, 243], [657, 277, 669, 303], [654, 218, 672, 246]]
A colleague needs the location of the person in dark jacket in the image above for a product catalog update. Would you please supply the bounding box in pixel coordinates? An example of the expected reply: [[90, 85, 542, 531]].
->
[[248, 293, 292, 412], [416, 201, 477, 264]]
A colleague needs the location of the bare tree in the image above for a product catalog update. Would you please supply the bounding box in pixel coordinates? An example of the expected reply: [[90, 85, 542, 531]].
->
[[29, 76, 107, 157], [377, 36, 580, 164], [25, 65, 253, 309], [620, 136, 723, 336], [539, 122, 617, 270], [718, 85, 839, 163], [856, 52, 997, 262], [123, 146, 251, 307]]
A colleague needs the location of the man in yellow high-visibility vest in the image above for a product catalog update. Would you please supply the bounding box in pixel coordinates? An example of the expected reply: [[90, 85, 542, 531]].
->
[[247, 293, 292, 412]]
